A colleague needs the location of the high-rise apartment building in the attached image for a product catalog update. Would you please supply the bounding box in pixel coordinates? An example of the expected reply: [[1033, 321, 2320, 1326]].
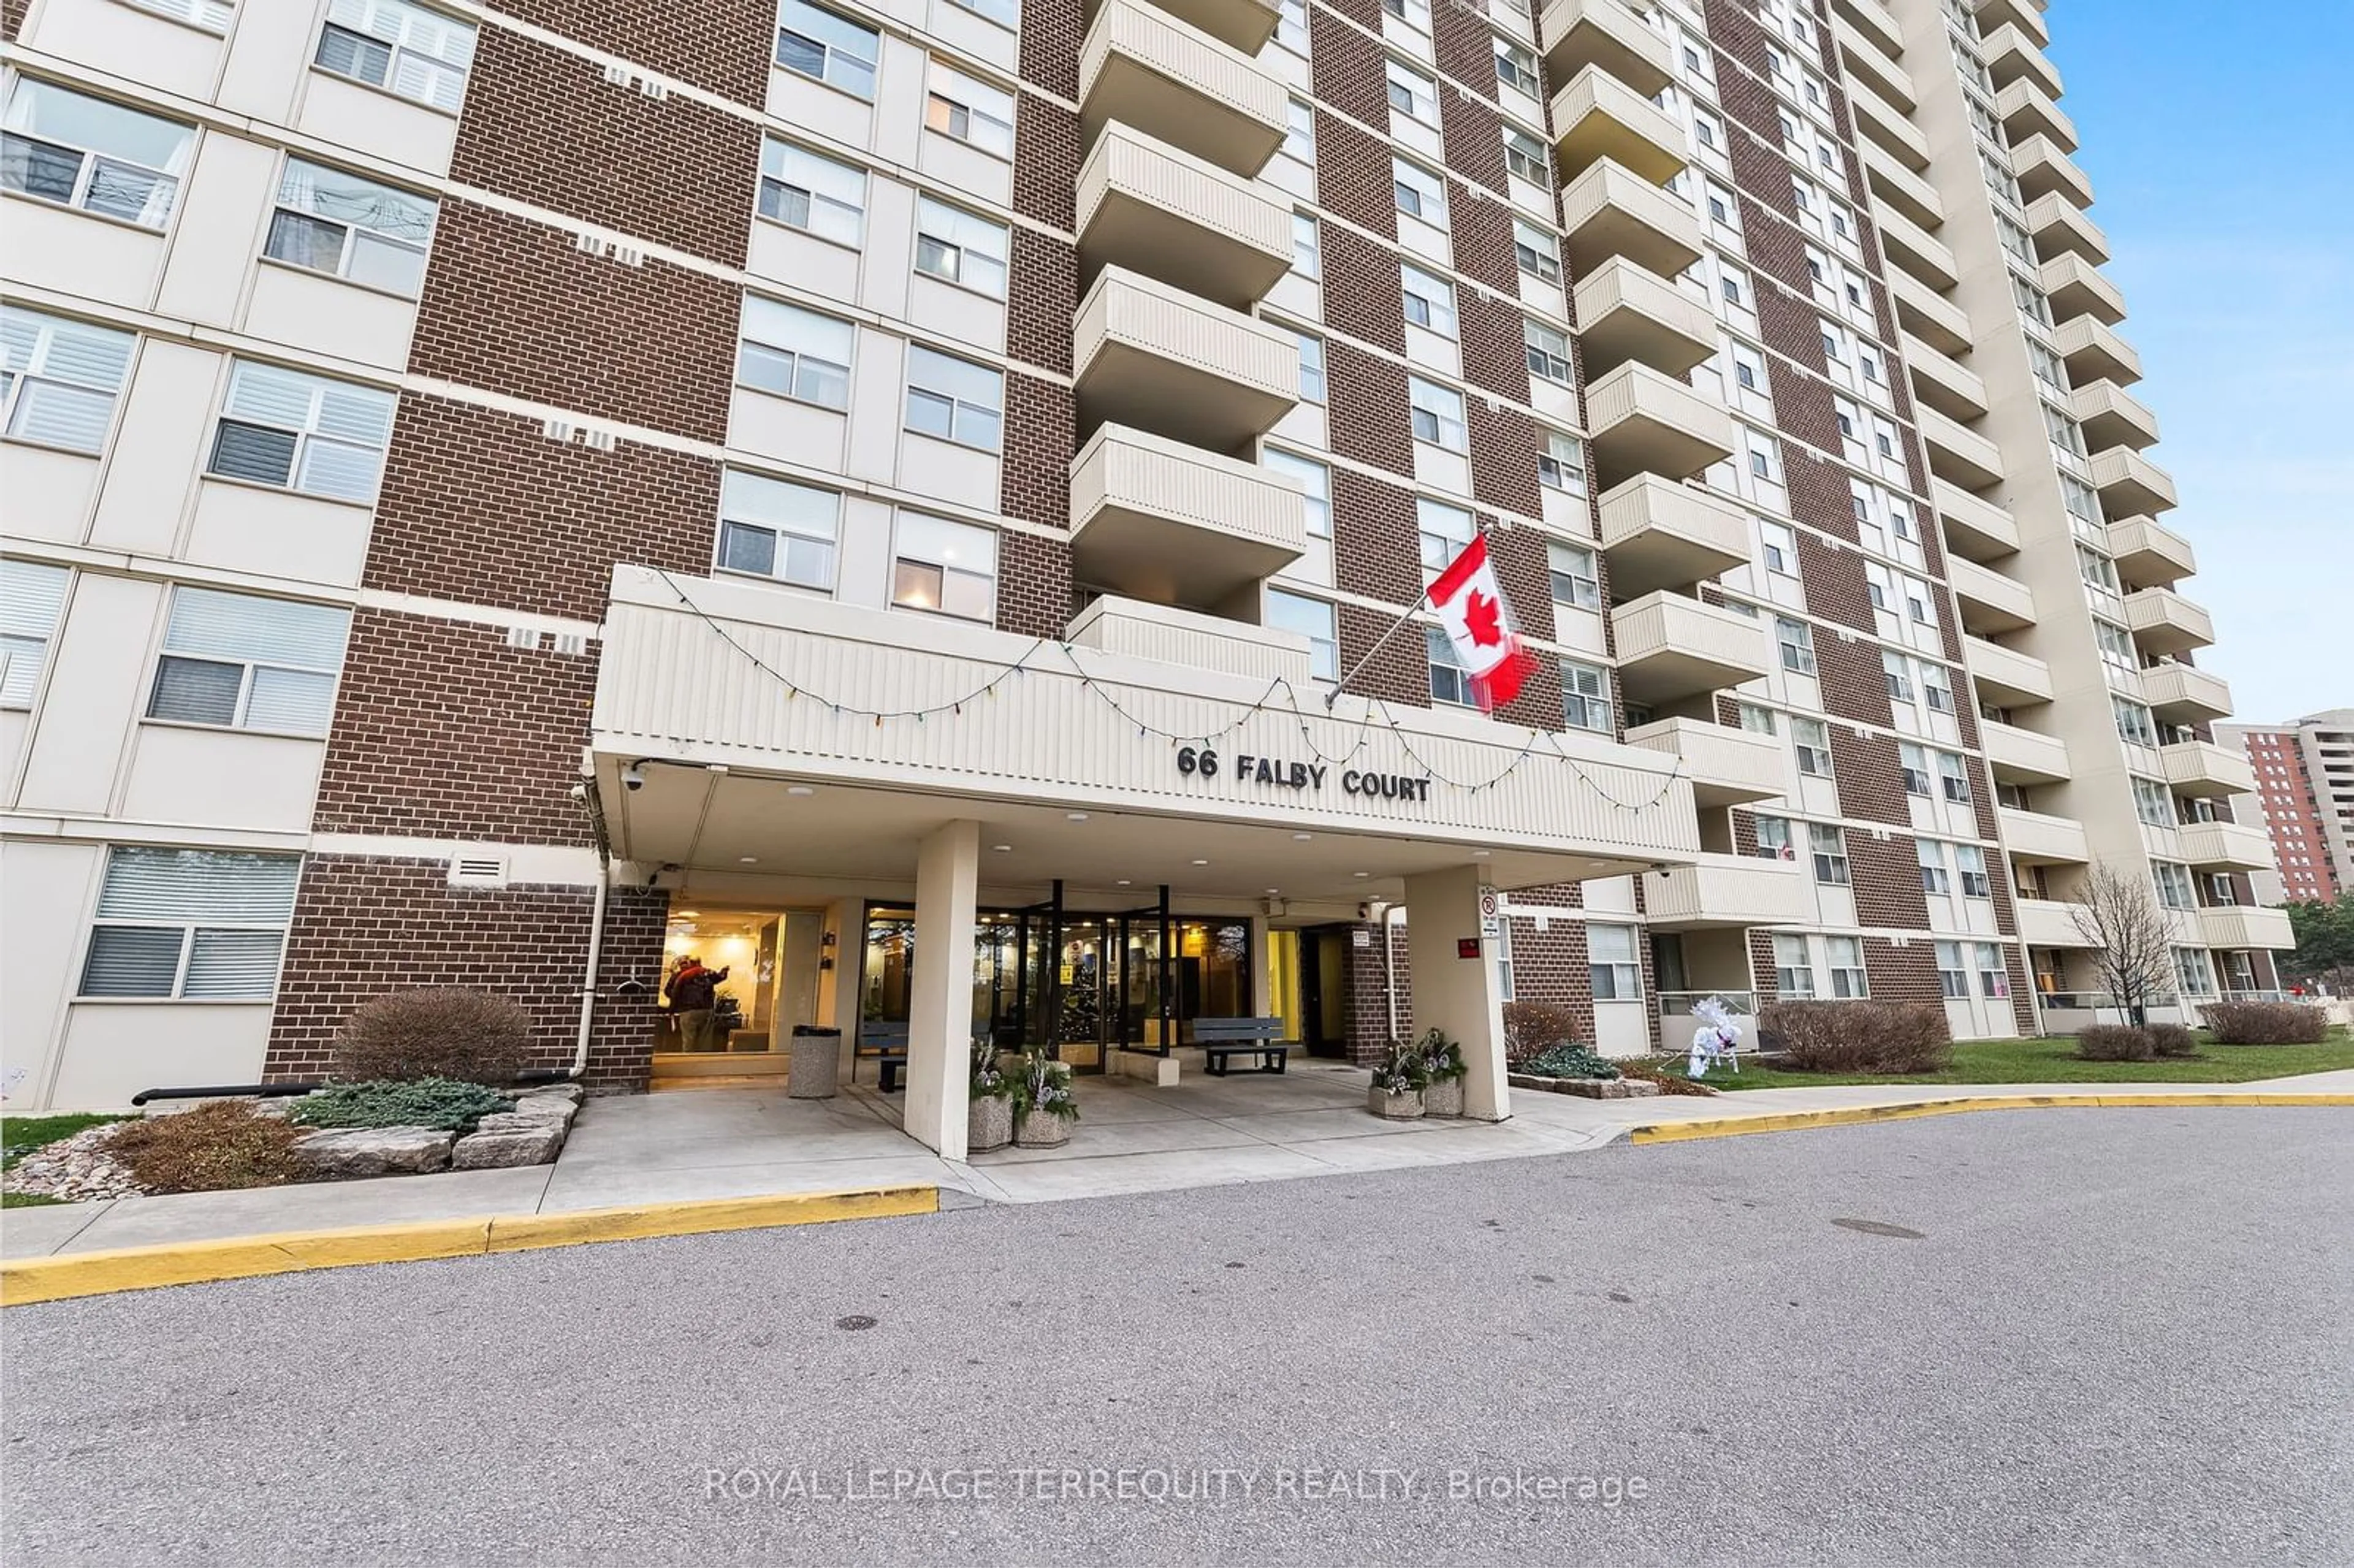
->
[[0, 0, 2290, 1125], [2221, 712, 2354, 905]]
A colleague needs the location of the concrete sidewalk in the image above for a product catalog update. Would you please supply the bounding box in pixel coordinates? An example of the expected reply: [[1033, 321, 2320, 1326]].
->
[[6, 1062, 2348, 1266]]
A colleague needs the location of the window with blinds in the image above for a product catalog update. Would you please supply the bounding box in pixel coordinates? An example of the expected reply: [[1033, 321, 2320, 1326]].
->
[[2, 305, 135, 454], [78, 847, 301, 999], [145, 586, 349, 734], [1, 559, 69, 707], [205, 359, 397, 503]]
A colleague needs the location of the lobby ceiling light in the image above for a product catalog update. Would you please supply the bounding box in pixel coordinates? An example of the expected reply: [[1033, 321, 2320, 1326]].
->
[[1067, 812, 1089, 821], [1190, 858, 1209, 866], [737, 857, 758, 864], [786, 785, 815, 797], [1472, 850, 1490, 858], [1117, 879, 1132, 886], [992, 844, 1013, 853], [1353, 872, 1369, 879], [1292, 832, 1312, 841]]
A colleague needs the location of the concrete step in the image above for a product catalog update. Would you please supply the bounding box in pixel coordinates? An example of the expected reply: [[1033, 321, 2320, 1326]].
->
[[649, 1075, 793, 1092], [649, 1052, 791, 1077]]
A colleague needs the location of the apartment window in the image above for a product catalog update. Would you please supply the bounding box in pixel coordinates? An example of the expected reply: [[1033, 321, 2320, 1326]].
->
[[1392, 158, 1447, 224], [1922, 663, 1953, 714], [1827, 936, 1868, 999], [1408, 376, 1465, 451], [1938, 750, 1973, 804], [1746, 434, 1781, 483], [1267, 589, 1338, 682], [1537, 428, 1587, 495], [1761, 520, 1797, 576], [1416, 498, 1474, 577], [78, 847, 301, 1000], [925, 63, 1014, 158], [717, 470, 839, 590], [1495, 39, 1541, 97], [143, 586, 348, 737], [1775, 617, 1816, 675], [1720, 267, 1747, 307], [1589, 924, 1640, 1000], [1276, 0, 1307, 51], [1282, 99, 1314, 162], [1739, 703, 1778, 736], [1426, 626, 1472, 707], [1773, 933, 1816, 997], [206, 360, 397, 503], [1891, 501, 1919, 542], [1865, 560, 1893, 611], [2173, 948, 2214, 998], [890, 513, 996, 621], [777, 0, 878, 99], [758, 139, 866, 247], [1, 560, 69, 707], [264, 159, 436, 296], [904, 345, 1002, 450], [1384, 0, 1433, 25], [1935, 940, 1969, 999], [2062, 473, 2103, 524], [737, 296, 853, 409], [2093, 618, 2137, 671], [1810, 823, 1850, 885], [1561, 660, 1612, 733], [1693, 109, 1722, 151], [1386, 61, 1438, 124], [1293, 211, 1322, 279], [1401, 264, 1457, 337], [1964, 943, 2006, 999], [1918, 839, 1951, 896], [2011, 273, 2052, 328], [2152, 861, 2196, 911], [2114, 697, 2158, 748], [126, 0, 233, 29], [1731, 345, 1764, 392], [1832, 395, 1861, 441], [1524, 319, 1572, 385], [1755, 813, 1794, 860], [947, 0, 1017, 25], [2028, 340, 2069, 394], [1792, 717, 1832, 777], [1956, 843, 1991, 899], [311, 0, 474, 111], [2131, 775, 2174, 829], [1, 78, 194, 227], [1513, 219, 1561, 284], [1, 306, 133, 453], [1883, 649, 1913, 702], [1547, 541, 1599, 612], [1859, 346, 1883, 386], [1504, 129, 1550, 188], [1904, 577, 1936, 626], [1900, 741, 1932, 796], [2076, 544, 2120, 595], [1263, 449, 1330, 539], [1871, 416, 1899, 460], [1297, 333, 1327, 403]]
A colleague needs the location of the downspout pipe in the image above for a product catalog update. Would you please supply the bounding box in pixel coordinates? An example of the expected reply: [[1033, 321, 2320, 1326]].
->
[[558, 773, 617, 1083], [1383, 904, 1405, 1045]]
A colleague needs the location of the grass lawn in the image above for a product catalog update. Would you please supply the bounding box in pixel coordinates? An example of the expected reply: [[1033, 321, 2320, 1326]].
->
[[1696, 1029, 2354, 1090]]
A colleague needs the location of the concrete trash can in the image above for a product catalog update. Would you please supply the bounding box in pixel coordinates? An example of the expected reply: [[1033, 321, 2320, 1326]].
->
[[788, 1026, 841, 1099]]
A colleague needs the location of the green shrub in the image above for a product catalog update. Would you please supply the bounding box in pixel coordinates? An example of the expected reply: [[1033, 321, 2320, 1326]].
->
[[103, 1102, 303, 1194], [335, 988, 534, 1085], [2076, 1024, 2154, 1062], [2203, 1000, 2329, 1045], [2145, 1022, 2199, 1059], [1501, 1000, 1583, 1065], [1520, 1043, 1620, 1081], [292, 1078, 516, 1134], [1761, 1002, 1952, 1075]]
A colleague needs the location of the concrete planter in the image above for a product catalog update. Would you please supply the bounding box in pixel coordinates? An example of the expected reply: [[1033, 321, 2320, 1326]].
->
[[1421, 1077, 1466, 1118], [1368, 1086, 1426, 1120], [1015, 1109, 1072, 1148], [968, 1094, 1014, 1153], [1506, 1073, 1661, 1100]]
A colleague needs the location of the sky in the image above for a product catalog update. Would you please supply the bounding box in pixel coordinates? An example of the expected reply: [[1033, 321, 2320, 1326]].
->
[[2047, 1, 2353, 725]]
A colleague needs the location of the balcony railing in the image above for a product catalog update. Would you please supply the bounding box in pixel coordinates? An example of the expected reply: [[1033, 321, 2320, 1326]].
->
[[1997, 75, 2077, 153], [1076, 123, 1292, 311], [1919, 405, 2006, 490], [2140, 660, 2231, 721], [1623, 716, 1784, 807], [1888, 266, 1971, 355], [1072, 265, 1298, 451], [1999, 805, 2092, 866], [2026, 190, 2106, 265], [2040, 252, 2126, 325], [1572, 257, 1718, 377], [2124, 587, 2213, 656], [1538, 0, 1675, 98], [1595, 473, 1751, 599], [1557, 158, 1705, 278], [2091, 446, 2179, 517], [2074, 379, 2161, 454], [1964, 636, 2054, 706], [2198, 905, 2295, 951], [1068, 423, 1306, 607], [1983, 720, 2070, 786], [1584, 360, 1735, 487], [2109, 516, 2195, 587], [1933, 476, 2020, 562], [2054, 316, 2141, 386], [2176, 820, 2272, 872], [1949, 556, 2036, 634], [1902, 332, 1988, 422], [2159, 739, 2253, 798], [1079, 0, 1287, 178], [1646, 854, 1814, 930], [1550, 66, 1687, 183], [1611, 592, 1772, 705], [2013, 898, 2095, 949], [2011, 134, 2093, 210]]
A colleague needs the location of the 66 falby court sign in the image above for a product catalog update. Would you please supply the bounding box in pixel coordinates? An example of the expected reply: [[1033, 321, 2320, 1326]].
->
[[1173, 747, 1433, 808]]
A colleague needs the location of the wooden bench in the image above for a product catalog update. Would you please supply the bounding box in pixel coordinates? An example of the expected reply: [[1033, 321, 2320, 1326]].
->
[[1193, 1017, 1290, 1077], [861, 1024, 910, 1093]]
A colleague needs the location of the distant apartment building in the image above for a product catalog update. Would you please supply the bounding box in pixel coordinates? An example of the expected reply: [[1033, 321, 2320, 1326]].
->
[[0, 0, 2290, 1121], [2220, 712, 2354, 905]]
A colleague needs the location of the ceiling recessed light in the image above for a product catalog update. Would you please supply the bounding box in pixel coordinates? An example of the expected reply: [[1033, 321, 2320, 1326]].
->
[[1116, 878, 1132, 886], [1190, 858, 1209, 866], [1265, 887, 1280, 895], [679, 910, 701, 918], [1353, 872, 1369, 879], [1292, 832, 1312, 842], [1472, 850, 1491, 858], [1067, 812, 1089, 821], [737, 856, 758, 864], [992, 844, 1013, 853], [786, 785, 815, 797]]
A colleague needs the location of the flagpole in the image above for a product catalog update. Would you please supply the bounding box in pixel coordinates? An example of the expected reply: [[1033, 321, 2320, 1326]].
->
[[1325, 582, 1435, 709]]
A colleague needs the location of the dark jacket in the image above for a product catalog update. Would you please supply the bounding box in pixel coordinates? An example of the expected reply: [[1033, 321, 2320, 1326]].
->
[[667, 964, 721, 1011]]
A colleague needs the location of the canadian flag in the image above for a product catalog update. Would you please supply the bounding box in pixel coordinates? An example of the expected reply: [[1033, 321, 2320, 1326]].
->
[[1429, 533, 1533, 713]]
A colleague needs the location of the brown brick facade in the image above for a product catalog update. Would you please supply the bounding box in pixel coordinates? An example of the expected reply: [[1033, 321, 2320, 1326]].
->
[[1324, 340, 1412, 476], [1000, 371, 1075, 528], [484, 1, 772, 107], [1322, 226, 1407, 355], [1008, 224, 1078, 376], [997, 530, 1074, 639]]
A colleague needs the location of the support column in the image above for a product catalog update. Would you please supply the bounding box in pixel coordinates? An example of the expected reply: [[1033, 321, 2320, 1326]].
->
[[905, 819, 979, 1159], [1249, 913, 1272, 1018], [1403, 864, 1509, 1122]]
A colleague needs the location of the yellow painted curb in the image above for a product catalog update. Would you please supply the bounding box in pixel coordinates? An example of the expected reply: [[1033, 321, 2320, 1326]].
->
[[1628, 1092, 2354, 1145], [1, 1184, 939, 1307]]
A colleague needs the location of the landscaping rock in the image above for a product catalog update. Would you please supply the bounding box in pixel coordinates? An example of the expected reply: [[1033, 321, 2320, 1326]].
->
[[451, 1120, 566, 1169], [3, 1124, 145, 1202], [1506, 1073, 1661, 1099], [504, 1095, 578, 1125], [293, 1126, 454, 1179], [515, 1082, 584, 1105]]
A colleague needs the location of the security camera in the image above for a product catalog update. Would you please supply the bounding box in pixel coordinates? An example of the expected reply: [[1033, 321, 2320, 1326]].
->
[[567, 782, 588, 803], [621, 763, 646, 791]]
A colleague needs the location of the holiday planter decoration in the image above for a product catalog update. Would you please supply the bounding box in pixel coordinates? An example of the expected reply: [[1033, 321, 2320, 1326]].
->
[[967, 1040, 1016, 1152], [1013, 1045, 1080, 1148], [1416, 1029, 1468, 1118], [1366, 1041, 1428, 1120]]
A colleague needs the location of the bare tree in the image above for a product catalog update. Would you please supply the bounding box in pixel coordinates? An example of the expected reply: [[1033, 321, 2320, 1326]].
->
[[2070, 861, 2175, 1025]]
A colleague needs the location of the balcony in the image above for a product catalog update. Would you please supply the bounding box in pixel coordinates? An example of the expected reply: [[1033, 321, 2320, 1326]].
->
[[1079, 0, 1287, 179], [1997, 75, 2076, 152], [1625, 717, 1784, 807], [1645, 853, 1813, 931], [2141, 660, 2232, 722], [2125, 587, 2214, 657], [2199, 905, 2295, 952], [1069, 424, 1306, 607], [1983, 721, 2071, 786], [2014, 898, 2096, 950], [1965, 636, 2054, 707], [2092, 446, 2179, 517], [1888, 267, 1972, 356], [1065, 593, 1311, 683], [2011, 134, 2093, 210], [1832, 0, 1905, 61], [1919, 406, 2006, 490], [1933, 478, 2020, 562], [1833, 14, 1916, 112], [1584, 360, 1736, 487], [1983, 21, 2062, 99], [1873, 199, 1961, 292], [2026, 190, 2108, 265], [1558, 158, 1705, 278], [1861, 137, 1944, 231], [1572, 257, 1718, 377], [2073, 379, 2160, 453], [2000, 805, 2091, 866], [2161, 742, 2253, 802], [1550, 66, 1687, 184], [1610, 592, 1772, 706], [2179, 820, 2273, 872], [1903, 332, 1989, 422], [1076, 124, 1291, 311], [2055, 315, 2141, 387], [1595, 473, 1750, 599], [1118, 0, 1281, 55], [2040, 252, 2125, 325], [1538, 0, 1675, 99], [1976, 0, 2049, 49], [1073, 267, 1298, 451], [1949, 556, 2036, 634], [1849, 82, 1932, 170], [2110, 517, 2195, 588]]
